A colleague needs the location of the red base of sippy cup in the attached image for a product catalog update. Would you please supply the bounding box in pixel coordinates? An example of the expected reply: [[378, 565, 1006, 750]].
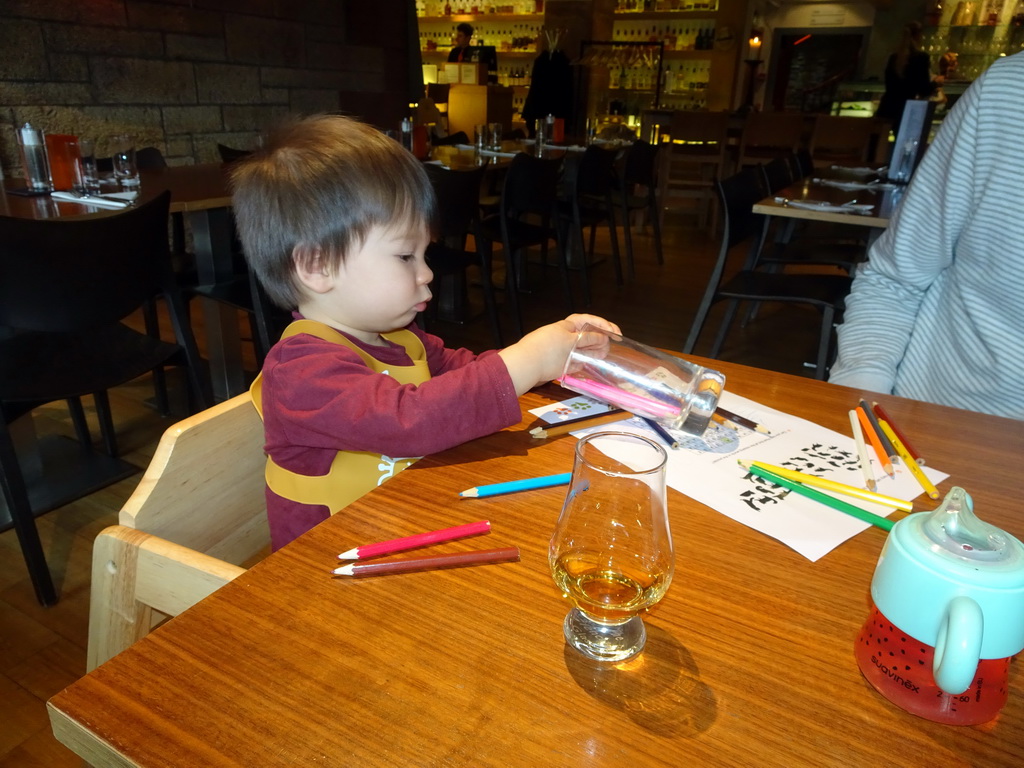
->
[[855, 606, 1010, 725]]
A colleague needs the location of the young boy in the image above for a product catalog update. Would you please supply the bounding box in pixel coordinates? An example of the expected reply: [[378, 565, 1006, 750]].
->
[[231, 114, 619, 550]]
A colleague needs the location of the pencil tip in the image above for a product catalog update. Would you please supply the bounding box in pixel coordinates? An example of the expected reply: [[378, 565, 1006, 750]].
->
[[459, 489, 479, 498], [337, 548, 358, 560]]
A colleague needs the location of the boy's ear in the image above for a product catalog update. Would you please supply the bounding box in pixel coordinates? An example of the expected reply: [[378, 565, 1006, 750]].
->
[[293, 244, 334, 294]]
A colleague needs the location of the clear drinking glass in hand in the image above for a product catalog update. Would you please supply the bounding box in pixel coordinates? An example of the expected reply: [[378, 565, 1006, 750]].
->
[[549, 431, 673, 662]]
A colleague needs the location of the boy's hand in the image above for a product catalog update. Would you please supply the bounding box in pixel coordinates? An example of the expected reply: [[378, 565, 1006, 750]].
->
[[497, 315, 620, 396]]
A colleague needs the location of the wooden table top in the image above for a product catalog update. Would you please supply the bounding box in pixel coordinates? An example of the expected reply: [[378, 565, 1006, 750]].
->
[[1, 163, 232, 219], [753, 176, 900, 229], [47, 357, 1024, 767]]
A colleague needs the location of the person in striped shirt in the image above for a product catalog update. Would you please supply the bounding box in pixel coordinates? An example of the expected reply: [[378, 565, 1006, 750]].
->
[[829, 52, 1024, 421]]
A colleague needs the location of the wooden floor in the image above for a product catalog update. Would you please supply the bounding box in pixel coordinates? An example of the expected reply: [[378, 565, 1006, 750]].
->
[[0, 211, 833, 765]]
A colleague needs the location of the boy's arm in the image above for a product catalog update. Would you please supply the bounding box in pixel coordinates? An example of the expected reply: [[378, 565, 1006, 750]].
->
[[263, 336, 521, 459]]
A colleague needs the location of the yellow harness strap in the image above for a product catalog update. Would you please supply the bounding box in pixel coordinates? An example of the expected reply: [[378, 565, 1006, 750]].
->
[[251, 320, 430, 513]]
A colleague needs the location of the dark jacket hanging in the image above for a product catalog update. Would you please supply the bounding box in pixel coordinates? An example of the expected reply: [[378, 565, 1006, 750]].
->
[[522, 48, 574, 132]]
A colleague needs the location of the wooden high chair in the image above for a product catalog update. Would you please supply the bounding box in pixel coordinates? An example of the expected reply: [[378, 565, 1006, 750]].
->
[[86, 393, 269, 671]]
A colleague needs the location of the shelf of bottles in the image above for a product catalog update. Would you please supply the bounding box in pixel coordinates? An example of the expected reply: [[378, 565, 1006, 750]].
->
[[923, 0, 1024, 80], [581, 41, 665, 131], [416, 2, 544, 94], [613, 0, 719, 13], [610, 17, 716, 112]]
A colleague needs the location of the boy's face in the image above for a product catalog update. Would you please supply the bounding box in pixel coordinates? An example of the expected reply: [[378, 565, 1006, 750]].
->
[[300, 222, 433, 344]]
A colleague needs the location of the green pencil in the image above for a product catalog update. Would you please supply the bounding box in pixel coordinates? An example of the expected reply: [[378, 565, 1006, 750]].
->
[[745, 464, 894, 532]]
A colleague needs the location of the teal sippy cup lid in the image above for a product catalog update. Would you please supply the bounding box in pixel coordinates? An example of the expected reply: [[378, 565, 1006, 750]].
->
[[871, 487, 1024, 659]]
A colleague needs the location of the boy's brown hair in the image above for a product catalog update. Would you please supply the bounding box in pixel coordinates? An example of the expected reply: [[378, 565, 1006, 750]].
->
[[230, 114, 437, 310]]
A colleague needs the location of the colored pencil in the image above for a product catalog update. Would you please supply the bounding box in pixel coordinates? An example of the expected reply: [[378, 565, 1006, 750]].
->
[[856, 405, 895, 479], [872, 402, 924, 465], [715, 406, 770, 434], [711, 412, 739, 430], [859, 399, 899, 462], [745, 464, 894, 532], [877, 419, 940, 500], [459, 473, 571, 498], [849, 409, 877, 492], [740, 460, 913, 511], [337, 520, 491, 560], [332, 547, 520, 577], [529, 409, 631, 438], [642, 416, 679, 449], [560, 375, 680, 419]]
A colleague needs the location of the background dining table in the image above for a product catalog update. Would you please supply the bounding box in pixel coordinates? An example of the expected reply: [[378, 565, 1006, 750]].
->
[[47, 355, 1023, 767], [752, 177, 900, 232], [3, 165, 244, 400]]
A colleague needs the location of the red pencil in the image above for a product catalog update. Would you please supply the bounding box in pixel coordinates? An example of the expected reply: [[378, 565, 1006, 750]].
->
[[872, 401, 924, 465], [332, 547, 520, 577], [337, 520, 491, 560]]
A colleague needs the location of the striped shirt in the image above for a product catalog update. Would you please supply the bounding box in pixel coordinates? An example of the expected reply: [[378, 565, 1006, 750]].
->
[[829, 52, 1024, 420]]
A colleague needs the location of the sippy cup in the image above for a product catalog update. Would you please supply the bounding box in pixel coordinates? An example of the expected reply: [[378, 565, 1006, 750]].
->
[[855, 487, 1024, 725]]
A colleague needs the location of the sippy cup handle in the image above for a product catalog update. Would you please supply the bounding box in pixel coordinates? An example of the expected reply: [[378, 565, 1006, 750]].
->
[[933, 596, 983, 695]]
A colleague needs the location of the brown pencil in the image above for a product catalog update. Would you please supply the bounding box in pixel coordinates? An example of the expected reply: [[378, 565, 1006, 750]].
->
[[529, 409, 631, 439], [332, 547, 520, 577], [715, 406, 770, 434]]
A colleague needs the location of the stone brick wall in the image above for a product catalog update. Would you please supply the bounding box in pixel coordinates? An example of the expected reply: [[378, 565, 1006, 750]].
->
[[0, 0, 415, 176]]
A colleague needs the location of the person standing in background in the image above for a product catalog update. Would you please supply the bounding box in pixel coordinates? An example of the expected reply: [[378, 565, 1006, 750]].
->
[[876, 21, 940, 134], [448, 23, 474, 63]]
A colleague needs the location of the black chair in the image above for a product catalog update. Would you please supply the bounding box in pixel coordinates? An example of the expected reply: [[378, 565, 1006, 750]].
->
[[683, 168, 852, 380], [557, 145, 623, 305], [0, 192, 212, 605], [474, 153, 567, 341], [790, 148, 814, 180], [616, 139, 664, 273], [430, 131, 469, 147], [756, 160, 866, 275], [422, 163, 502, 346], [760, 155, 794, 193], [217, 143, 252, 163], [182, 144, 289, 368]]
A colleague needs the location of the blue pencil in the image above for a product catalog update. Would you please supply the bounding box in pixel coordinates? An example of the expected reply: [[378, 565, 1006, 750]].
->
[[459, 473, 572, 498], [642, 417, 679, 450]]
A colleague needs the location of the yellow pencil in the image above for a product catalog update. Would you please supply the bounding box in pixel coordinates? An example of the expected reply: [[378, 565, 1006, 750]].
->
[[877, 419, 940, 500], [739, 460, 914, 511]]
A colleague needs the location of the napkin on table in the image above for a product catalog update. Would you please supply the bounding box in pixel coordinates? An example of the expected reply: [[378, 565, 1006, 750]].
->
[[51, 191, 135, 209]]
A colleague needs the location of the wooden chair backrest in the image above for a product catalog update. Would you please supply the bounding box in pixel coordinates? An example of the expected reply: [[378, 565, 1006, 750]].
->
[[666, 111, 731, 160], [809, 115, 887, 164], [119, 392, 269, 566], [87, 525, 245, 671], [738, 111, 806, 166]]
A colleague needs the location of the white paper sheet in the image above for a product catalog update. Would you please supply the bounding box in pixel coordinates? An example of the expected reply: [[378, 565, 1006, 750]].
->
[[531, 392, 948, 562]]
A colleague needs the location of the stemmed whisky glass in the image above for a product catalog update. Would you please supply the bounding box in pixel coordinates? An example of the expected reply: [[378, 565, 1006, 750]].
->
[[549, 431, 673, 662]]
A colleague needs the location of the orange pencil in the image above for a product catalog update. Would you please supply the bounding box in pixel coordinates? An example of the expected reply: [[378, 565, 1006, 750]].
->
[[856, 405, 894, 479]]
